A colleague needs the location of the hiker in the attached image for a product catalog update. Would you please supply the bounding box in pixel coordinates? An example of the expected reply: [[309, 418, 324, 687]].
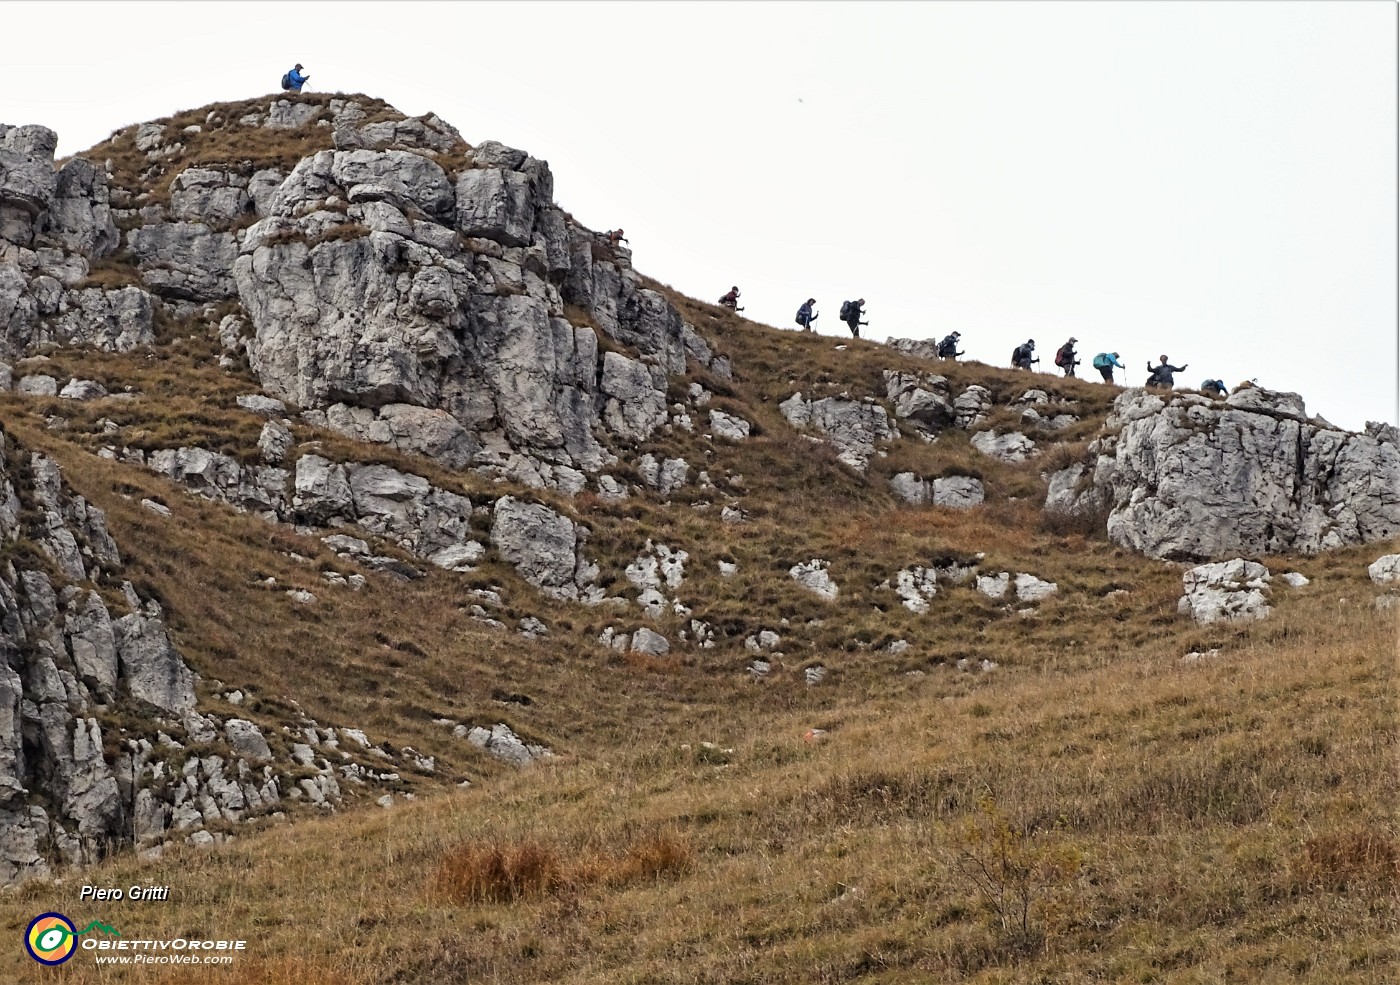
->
[[605, 228, 628, 246], [1012, 339, 1038, 370], [937, 332, 964, 359], [281, 64, 310, 93], [1091, 351, 1124, 383], [1201, 379, 1228, 398], [719, 286, 743, 312], [1054, 337, 1080, 377], [795, 298, 818, 332], [1145, 354, 1188, 388], [839, 298, 867, 338]]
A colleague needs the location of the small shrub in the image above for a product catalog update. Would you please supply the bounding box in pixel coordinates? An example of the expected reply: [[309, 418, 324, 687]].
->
[[946, 794, 1084, 952], [605, 831, 693, 886]]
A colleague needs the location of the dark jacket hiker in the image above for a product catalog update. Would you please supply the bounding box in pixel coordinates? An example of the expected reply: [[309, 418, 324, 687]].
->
[[839, 298, 867, 338], [795, 299, 818, 331], [937, 332, 964, 359], [1146, 355, 1188, 388]]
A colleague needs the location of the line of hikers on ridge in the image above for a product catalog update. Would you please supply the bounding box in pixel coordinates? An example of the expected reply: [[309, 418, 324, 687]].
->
[[722, 289, 1228, 394]]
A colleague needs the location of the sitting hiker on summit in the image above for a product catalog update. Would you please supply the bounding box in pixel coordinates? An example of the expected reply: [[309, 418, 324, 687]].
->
[[281, 64, 310, 93], [1091, 351, 1124, 383], [937, 332, 964, 359], [1012, 339, 1038, 370], [1201, 379, 1229, 398], [1054, 337, 1080, 377], [840, 298, 867, 338], [1145, 354, 1188, 388], [795, 298, 818, 332], [719, 286, 743, 312]]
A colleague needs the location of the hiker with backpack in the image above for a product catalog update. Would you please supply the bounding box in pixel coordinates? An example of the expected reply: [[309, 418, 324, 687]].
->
[[1054, 337, 1080, 377], [840, 298, 867, 338], [1145, 354, 1188, 388], [719, 286, 743, 312], [1012, 340, 1038, 371], [281, 64, 310, 93], [1200, 379, 1228, 398], [937, 332, 964, 359], [795, 298, 818, 332], [1091, 352, 1124, 383]]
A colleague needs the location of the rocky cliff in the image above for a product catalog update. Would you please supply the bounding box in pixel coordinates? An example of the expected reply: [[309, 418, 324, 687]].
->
[[1046, 386, 1400, 560], [0, 94, 1395, 888]]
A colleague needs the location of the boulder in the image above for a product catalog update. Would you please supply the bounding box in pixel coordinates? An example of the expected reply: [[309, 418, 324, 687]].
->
[[709, 409, 751, 440], [1368, 555, 1400, 585], [789, 559, 838, 601], [970, 430, 1039, 463], [1177, 558, 1272, 624]]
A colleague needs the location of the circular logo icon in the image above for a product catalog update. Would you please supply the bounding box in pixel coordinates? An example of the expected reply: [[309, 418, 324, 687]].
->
[[25, 912, 77, 965]]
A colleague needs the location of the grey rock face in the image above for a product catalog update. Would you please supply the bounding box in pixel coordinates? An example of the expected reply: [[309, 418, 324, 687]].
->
[[125, 221, 238, 301], [1014, 573, 1058, 602], [1178, 558, 1272, 624], [892, 567, 938, 613], [977, 572, 1010, 599], [1063, 388, 1400, 560], [170, 168, 251, 224], [884, 370, 954, 434], [600, 351, 667, 443], [456, 168, 536, 246], [113, 613, 197, 714], [779, 393, 896, 470], [952, 385, 992, 430], [222, 719, 272, 763], [884, 338, 944, 361], [148, 446, 289, 515], [465, 723, 552, 765], [50, 287, 155, 351], [490, 496, 602, 602], [933, 476, 985, 509], [45, 158, 118, 257]]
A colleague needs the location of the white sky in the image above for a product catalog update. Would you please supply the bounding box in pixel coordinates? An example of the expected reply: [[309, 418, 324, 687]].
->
[[4, 1, 1396, 429]]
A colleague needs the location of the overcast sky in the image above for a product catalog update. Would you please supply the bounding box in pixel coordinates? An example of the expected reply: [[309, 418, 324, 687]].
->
[[4, 1, 1396, 429]]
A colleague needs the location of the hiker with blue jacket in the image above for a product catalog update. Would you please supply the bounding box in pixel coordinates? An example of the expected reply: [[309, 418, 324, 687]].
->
[[795, 298, 818, 332], [1092, 351, 1124, 383], [1146, 354, 1187, 388], [1201, 379, 1228, 398], [281, 64, 310, 93]]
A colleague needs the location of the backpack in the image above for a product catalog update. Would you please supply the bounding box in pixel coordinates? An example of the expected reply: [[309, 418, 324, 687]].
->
[[281, 72, 293, 91], [937, 338, 954, 357], [1055, 344, 1072, 367], [794, 308, 805, 326], [1012, 346, 1026, 364], [1092, 353, 1110, 370], [839, 300, 853, 320]]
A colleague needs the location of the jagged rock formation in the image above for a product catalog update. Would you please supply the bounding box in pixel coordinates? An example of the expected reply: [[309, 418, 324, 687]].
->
[[779, 393, 895, 470], [1178, 559, 1273, 624], [1048, 388, 1400, 560]]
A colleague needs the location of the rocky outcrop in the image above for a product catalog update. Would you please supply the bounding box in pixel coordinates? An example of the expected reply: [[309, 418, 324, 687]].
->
[[490, 497, 602, 603], [883, 370, 954, 436], [789, 559, 839, 601], [971, 430, 1039, 463], [889, 473, 985, 509], [1053, 388, 1400, 560], [779, 393, 896, 470], [1178, 559, 1272, 624]]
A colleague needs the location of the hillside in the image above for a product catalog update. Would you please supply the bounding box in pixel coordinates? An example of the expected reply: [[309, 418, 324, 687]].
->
[[0, 94, 1395, 982]]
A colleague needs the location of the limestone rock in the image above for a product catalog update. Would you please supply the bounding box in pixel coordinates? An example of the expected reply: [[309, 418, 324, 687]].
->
[[709, 409, 751, 440], [1064, 388, 1400, 560], [1177, 558, 1272, 624], [789, 559, 838, 601], [779, 393, 895, 470], [490, 496, 601, 602], [1368, 554, 1400, 585], [977, 572, 1010, 599], [892, 567, 938, 613], [971, 430, 1039, 463], [223, 719, 272, 762], [112, 613, 197, 714], [629, 627, 670, 655], [1014, 573, 1058, 602], [257, 421, 293, 463]]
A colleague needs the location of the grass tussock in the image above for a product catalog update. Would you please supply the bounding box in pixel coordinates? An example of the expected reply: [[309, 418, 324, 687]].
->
[[430, 831, 692, 904]]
